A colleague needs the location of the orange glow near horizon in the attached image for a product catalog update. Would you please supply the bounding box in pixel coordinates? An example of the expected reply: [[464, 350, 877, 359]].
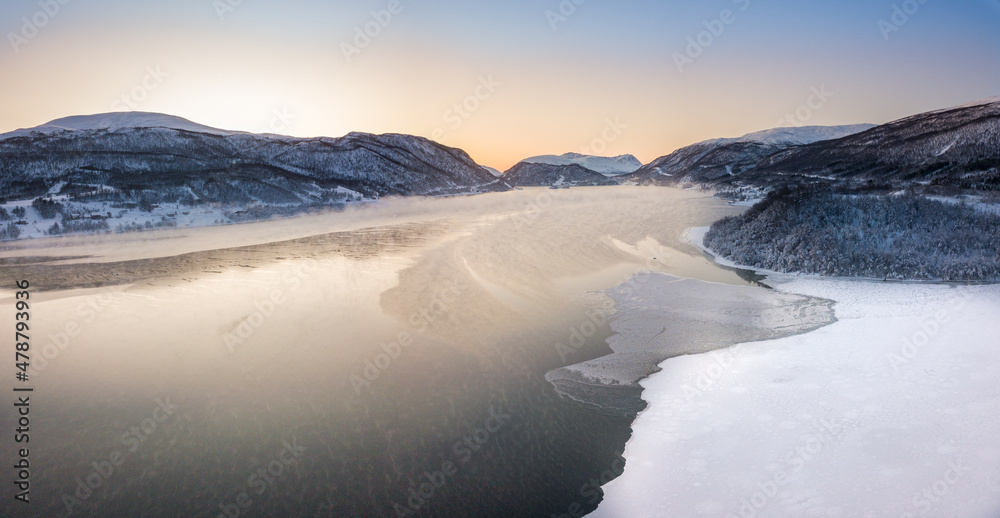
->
[[1, 2, 998, 171]]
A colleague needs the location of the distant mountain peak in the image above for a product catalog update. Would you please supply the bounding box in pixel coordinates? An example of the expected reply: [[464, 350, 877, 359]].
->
[[0, 115, 507, 215], [482, 166, 504, 178], [1, 112, 240, 139], [944, 95, 1000, 110], [521, 152, 642, 175], [702, 124, 877, 147]]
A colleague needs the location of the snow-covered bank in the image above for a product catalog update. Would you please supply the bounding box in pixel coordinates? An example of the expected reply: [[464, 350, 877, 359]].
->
[[685, 226, 742, 270], [591, 277, 1000, 517]]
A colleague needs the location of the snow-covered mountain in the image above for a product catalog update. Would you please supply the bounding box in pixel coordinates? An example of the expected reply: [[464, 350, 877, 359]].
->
[[500, 152, 641, 187], [1, 112, 241, 138], [482, 166, 504, 178], [522, 153, 642, 176], [701, 124, 877, 147], [631, 98, 1000, 191], [932, 95, 1000, 112], [501, 162, 617, 187], [627, 124, 875, 186], [747, 98, 1000, 189], [0, 112, 508, 206]]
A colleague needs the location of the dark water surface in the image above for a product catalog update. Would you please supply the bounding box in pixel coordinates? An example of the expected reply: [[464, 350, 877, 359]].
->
[[1, 188, 754, 517]]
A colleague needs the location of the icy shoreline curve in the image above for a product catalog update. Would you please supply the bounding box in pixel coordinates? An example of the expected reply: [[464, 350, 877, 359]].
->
[[590, 232, 1000, 517], [545, 273, 836, 416]]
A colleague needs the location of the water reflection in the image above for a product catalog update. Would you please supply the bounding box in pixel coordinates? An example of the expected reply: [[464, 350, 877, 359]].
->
[[3, 187, 756, 517]]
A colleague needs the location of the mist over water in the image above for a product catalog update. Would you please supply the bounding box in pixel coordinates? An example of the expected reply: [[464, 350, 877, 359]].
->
[[2, 187, 756, 517]]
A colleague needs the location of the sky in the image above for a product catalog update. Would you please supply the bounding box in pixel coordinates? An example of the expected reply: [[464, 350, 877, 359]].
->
[[1, 0, 998, 170]]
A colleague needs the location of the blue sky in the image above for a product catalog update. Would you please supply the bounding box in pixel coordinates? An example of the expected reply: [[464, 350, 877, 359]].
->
[[1, 0, 997, 168]]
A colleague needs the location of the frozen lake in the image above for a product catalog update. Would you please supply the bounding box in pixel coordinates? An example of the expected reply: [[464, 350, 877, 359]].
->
[[1, 187, 828, 517]]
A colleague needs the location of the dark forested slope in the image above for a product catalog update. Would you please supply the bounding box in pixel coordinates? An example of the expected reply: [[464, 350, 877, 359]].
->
[[704, 187, 1000, 281]]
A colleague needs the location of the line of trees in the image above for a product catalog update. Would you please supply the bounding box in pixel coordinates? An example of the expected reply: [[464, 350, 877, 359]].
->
[[0, 222, 20, 240], [705, 186, 1000, 281]]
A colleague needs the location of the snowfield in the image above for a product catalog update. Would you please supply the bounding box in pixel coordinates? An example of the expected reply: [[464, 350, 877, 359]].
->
[[0, 197, 237, 240], [0, 111, 241, 139], [522, 152, 643, 176], [591, 275, 1000, 517], [701, 124, 877, 147]]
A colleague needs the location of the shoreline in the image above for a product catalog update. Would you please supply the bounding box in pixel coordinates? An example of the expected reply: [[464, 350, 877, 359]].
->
[[591, 230, 1000, 517], [688, 224, 1000, 286], [546, 249, 838, 418], [0, 186, 759, 517]]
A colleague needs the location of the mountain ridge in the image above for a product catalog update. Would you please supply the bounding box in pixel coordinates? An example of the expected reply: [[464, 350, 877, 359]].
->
[[0, 113, 509, 227], [1, 112, 242, 139], [626, 99, 1000, 193], [521, 152, 643, 176]]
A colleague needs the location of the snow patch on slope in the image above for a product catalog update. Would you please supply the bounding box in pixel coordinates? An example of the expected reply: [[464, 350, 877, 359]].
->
[[523, 152, 642, 175], [936, 136, 961, 156], [482, 166, 504, 178], [1, 112, 240, 139], [702, 124, 877, 147]]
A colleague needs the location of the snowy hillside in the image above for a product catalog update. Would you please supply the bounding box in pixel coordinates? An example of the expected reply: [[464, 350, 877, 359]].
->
[[0, 112, 507, 240], [935, 95, 1000, 112], [750, 98, 1000, 189], [483, 166, 504, 178], [705, 124, 877, 147], [704, 187, 1000, 281], [522, 152, 642, 176], [627, 124, 874, 187], [501, 162, 616, 187], [629, 97, 1000, 192], [0, 112, 241, 138]]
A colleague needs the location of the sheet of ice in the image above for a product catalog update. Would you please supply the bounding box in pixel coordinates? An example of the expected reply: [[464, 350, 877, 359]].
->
[[591, 278, 1000, 517], [546, 271, 834, 416]]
